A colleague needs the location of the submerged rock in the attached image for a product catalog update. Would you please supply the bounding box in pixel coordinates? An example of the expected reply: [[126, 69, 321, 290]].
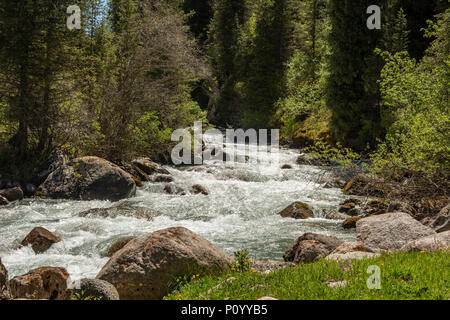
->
[[79, 202, 155, 221], [192, 184, 209, 195], [96, 227, 232, 300], [153, 175, 174, 183], [39, 156, 136, 202], [21, 227, 61, 254], [9, 267, 69, 300], [163, 183, 187, 195], [279, 202, 314, 219], [284, 233, 342, 263], [356, 212, 436, 251]]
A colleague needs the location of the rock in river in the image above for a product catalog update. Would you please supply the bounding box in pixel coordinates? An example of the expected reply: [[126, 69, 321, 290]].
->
[[96, 227, 232, 300], [39, 156, 136, 201], [279, 202, 314, 219], [21, 227, 61, 254]]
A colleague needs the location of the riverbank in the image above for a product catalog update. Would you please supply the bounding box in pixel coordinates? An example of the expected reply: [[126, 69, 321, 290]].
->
[[165, 251, 450, 300]]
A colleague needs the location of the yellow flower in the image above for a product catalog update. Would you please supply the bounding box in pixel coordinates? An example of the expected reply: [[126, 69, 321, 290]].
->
[[387, 250, 392, 255], [420, 250, 425, 254]]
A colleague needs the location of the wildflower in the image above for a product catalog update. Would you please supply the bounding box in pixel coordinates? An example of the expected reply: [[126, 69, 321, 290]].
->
[[387, 250, 392, 255], [420, 250, 425, 254]]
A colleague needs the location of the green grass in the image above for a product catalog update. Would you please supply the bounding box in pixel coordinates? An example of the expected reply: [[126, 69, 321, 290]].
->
[[165, 252, 450, 300]]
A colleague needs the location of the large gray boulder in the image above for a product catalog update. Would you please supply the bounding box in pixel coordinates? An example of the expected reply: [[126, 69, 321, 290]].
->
[[400, 231, 450, 253], [356, 212, 436, 251], [0, 258, 11, 300], [66, 278, 119, 300], [284, 233, 342, 263], [96, 227, 232, 300], [39, 156, 136, 201]]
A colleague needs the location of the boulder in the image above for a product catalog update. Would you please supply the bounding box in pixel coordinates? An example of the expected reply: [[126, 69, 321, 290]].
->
[[96, 227, 232, 300], [0, 195, 8, 206], [342, 217, 361, 229], [132, 158, 170, 176], [0, 258, 11, 300], [399, 231, 450, 253], [338, 202, 356, 213], [21, 227, 61, 254], [164, 184, 187, 195], [325, 241, 379, 261], [66, 278, 119, 300], [429, 204, 450, 233], [284, 233, 342, 263], [281, 164, 293, 169], [191, 184, 209, 196], [39, 156, 136, 201], [9, 267, 69, 300], [79, 202, 155, 221], [279, 202, 314, 219], [153, 175, 174, 183], [356, 212, 436, 251], [0, 187, 24, 202], [106, 237, 135, 257], [321, 209, 348, 220]]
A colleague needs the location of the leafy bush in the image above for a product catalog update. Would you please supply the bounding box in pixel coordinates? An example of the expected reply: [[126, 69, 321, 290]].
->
[[371, 10, 450, 179]]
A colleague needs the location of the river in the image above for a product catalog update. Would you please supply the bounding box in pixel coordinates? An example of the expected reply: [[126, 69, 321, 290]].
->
[[0, 133, 356, 280]]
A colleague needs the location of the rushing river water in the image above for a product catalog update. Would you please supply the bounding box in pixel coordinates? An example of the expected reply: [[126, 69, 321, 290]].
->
[[0, 134, 356, 280]]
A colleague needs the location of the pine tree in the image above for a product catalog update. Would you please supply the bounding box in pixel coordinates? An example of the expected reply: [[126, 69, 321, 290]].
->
[[0, 0, 85, 161], [326, 0, 386, 149]]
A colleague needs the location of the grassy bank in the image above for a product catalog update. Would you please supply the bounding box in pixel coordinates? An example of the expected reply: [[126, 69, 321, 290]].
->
[[165, 252, 449, 300]]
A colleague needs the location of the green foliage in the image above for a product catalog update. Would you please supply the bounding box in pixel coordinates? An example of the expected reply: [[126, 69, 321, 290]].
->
[[69, 290, 102, 301], [371, 10, 450, 179], [231, 249, 251, 273], [165, 252, 450, 300]]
